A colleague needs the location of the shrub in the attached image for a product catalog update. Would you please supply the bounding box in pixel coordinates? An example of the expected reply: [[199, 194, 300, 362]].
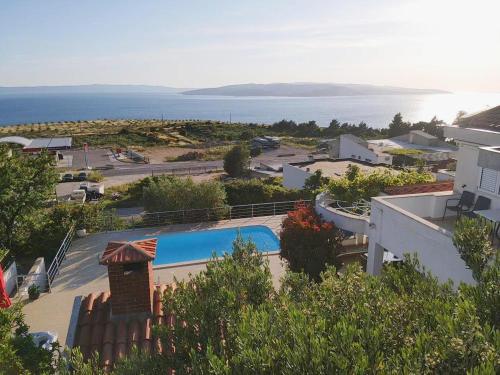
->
[[87, 171, 104, 182], [250, 146, 262, 157], [142, 175, 227, 212], [109, 242, 500, 374], [223, 145, 250, 177], [224, 178, 308, 205], [280, 204, 344, 280], [169, 151, 204, 162], [328, 164, 433, 204]]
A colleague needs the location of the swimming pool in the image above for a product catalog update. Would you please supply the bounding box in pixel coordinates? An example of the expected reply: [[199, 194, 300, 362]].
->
[[140, 225, 280, 266]]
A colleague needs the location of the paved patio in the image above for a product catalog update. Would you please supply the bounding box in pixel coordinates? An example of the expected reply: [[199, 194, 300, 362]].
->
[[21, 215, 287, 346]]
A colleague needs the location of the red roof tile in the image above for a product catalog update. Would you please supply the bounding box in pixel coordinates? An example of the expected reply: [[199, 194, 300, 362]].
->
[[74, 284, 176, 372], [384, 181, 453, 196], [99, 239, 157, 265]]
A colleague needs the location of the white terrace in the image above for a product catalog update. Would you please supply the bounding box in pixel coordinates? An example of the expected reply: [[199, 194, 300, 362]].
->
[[317, 125, 500, 286]]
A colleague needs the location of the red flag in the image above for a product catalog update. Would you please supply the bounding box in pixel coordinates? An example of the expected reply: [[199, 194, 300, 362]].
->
[[0, 265, 12, 308]]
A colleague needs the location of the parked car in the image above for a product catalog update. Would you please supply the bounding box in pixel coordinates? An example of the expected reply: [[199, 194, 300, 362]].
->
[[75, 172, 87, 181], [61, 173, 73, 182]]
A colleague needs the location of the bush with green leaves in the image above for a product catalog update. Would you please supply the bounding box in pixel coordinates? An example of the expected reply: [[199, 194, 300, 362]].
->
[[224, 177, 308, 205], [0, 304, 59, 374], [101, 241, 500, 374], [328, 164, 434, 204], [0, 145, 59, 251], [223, 145, 250, 177], [142, 175, 227, 212]]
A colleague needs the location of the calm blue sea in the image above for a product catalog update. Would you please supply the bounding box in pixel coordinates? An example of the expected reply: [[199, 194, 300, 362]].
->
[[0, 92, 499, 128]]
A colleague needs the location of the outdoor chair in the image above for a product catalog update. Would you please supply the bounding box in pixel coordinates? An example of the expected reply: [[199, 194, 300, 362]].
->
[[462, 196, 491, 219], [442, 190, 475, 220]]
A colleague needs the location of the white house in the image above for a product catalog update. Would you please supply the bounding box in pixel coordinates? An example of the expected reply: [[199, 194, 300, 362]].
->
[[316, 125, 500, 286], [327, 131, 457, 166], [330, 134, 393, 165]]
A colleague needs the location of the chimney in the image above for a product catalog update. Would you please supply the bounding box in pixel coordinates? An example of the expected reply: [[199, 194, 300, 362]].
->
[[99, 239, 157, 317]]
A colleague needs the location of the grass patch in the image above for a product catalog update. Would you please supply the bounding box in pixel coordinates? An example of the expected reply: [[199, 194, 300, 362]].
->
[[384, 148, 425, 156]]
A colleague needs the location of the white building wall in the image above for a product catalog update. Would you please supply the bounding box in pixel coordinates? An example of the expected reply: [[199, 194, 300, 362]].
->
[[339, 136, 378, 163], [282, 163, 312, 189], [3, 261, 17, 295], [454, 142, 500, 209], [368, 195, 475, 285]]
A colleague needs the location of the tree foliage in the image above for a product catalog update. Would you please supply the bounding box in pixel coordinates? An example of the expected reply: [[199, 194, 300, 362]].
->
[[223, 145, 249, 177], [224, 177, 308, 205], [328, 164, 434, 204], [279, 205, 344, 280], [0, 304, 59, 374], [453, 217, 495, 281], [0, 146, 58, 250], [142, 175, 227, 212], [103, 246, 499, 374], [388, 112, 411, 137], [304, 170, 329, 193]]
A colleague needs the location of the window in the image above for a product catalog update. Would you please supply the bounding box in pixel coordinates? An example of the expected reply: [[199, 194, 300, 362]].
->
[[479, 167, 498, 193]]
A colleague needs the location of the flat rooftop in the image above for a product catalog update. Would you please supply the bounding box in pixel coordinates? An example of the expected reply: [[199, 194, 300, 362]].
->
[[24, 137, 72, 149], [367, 138, 456, 154], [296, 159, 391, 179]]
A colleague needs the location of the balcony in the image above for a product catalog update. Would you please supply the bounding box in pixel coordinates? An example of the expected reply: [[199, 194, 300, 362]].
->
[[315, 192, 370, 235], [367, 191, 476, 285]]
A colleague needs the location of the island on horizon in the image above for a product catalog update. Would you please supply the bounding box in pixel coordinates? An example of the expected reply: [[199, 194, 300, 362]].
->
[[0, 82, 449, 97], [182, 82, 450, 97]]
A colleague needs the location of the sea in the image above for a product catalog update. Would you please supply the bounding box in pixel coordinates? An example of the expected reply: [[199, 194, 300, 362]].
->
[[0, 91, 499, 128]]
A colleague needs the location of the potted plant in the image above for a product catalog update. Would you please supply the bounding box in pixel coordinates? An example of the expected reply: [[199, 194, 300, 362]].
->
[[28, 284, 40, 300]]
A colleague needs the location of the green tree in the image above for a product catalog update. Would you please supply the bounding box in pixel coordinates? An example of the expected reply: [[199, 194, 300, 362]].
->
[[388, 112, 411, 137], [303, 170, 328, 193], [224, 178, 307, 205], [142, 175, 226, 212], [103, 249, 499, 374], [0, 146, 58, 251], [0, 304, 59, 374], [453, 217, 495, 281], [223, 145, 250, 177]]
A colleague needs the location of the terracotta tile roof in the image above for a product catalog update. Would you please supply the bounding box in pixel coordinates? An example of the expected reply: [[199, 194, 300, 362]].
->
[[74, 284, 176, 372], [384, 181, 454, 195], [99, 239, 157, 265]]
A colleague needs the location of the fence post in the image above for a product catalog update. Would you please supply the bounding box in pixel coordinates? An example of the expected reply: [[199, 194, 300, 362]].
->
[[273, 202, 276, 216], [251, 204, 254, 218]]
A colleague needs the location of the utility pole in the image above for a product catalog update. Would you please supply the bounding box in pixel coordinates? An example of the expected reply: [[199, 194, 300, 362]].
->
[[229, 112, 232, 124]]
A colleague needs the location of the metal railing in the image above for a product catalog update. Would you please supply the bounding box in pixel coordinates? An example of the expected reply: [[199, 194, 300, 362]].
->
[[333, 199, 371, 217], [126, 200, 311, 228], [46, 225, 75, 291]]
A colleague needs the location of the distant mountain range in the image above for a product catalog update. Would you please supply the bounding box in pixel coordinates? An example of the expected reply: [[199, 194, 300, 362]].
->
[[0, 83, 449, 97], [0, 84, 185, 95], [182, 83, 449, 97]]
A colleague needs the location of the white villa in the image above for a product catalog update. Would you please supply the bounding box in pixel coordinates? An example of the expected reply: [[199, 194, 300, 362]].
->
[[316, 125, 500, 285], [327, 131, 457, 166]]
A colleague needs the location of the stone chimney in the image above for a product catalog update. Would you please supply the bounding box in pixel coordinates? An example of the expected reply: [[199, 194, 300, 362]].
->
[[99, 239, 157, 317]]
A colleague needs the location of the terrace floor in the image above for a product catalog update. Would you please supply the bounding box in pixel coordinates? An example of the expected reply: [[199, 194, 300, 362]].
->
[[427, 215, 500, 247], [20, 215, 287, 347]]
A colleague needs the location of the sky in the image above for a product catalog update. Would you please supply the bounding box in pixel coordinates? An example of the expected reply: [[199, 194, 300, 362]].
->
[[1, 0, 500, 92]]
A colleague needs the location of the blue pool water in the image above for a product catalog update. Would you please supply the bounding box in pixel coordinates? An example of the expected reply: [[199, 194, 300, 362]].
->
[[139, 225, 280, 266]]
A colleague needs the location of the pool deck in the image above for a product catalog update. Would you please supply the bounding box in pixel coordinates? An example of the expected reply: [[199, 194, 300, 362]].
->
[[21, 215, 286, 346]]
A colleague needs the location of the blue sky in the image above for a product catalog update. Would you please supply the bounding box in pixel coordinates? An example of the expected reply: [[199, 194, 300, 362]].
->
[[1, 0, 499, 91]]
